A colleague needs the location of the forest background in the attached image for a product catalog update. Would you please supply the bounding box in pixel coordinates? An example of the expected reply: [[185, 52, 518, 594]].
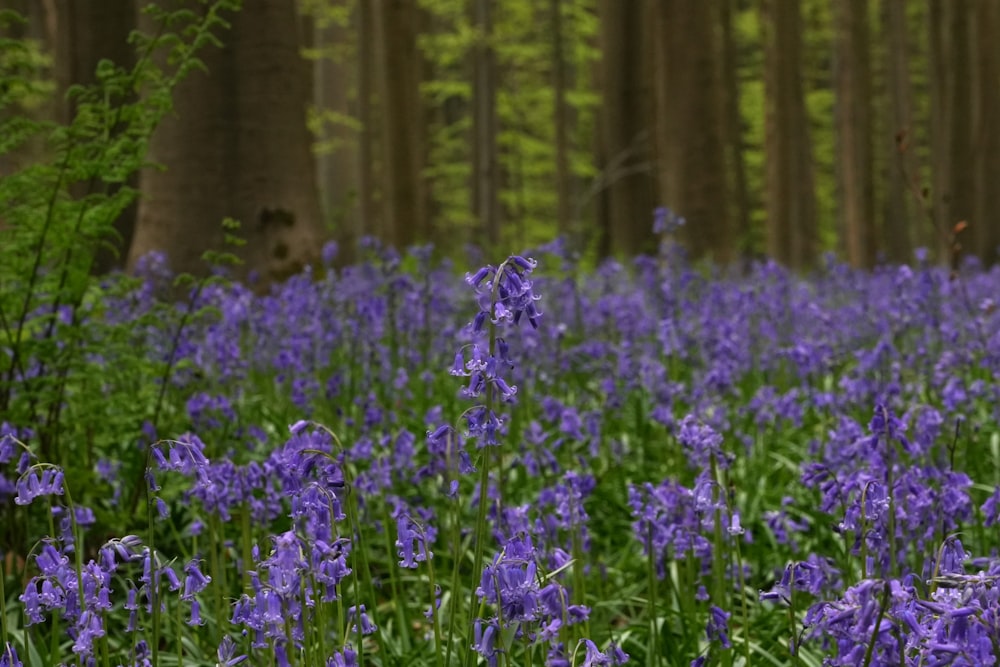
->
[[2, 0, 998, 283]]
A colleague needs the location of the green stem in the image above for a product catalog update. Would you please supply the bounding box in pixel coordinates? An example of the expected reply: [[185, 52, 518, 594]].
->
[[444, 491, 464, 667], [861, 582, 892, 667], [0, 557, 7, 650], [732, 532, 751, 666], [426, 537, 444, 667], [207, 513, 225, 649], [646, 525, 661, 667], [382, 508, 410, 653]]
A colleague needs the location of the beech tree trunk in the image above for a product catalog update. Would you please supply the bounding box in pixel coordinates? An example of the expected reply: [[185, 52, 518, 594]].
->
[[881, 0, 916, 264], [762, 0, 817, 269], [596, 0, 654, 257], [53, 0, 136, 273], [375, 0, 427, 249], [833, 0, 875, 268], [652, 0, 732, 263], [719, 0, 752, 261], [929, 0, 974, 264], [129, 1, 324, 283], [972, 1, 1000, 265], [551, 0, 572, 241], [312, 6, 365, 265], [472, 0, 499, 246]]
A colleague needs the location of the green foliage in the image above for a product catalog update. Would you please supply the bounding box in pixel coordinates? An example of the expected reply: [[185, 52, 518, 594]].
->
[[0, 0, 240, 551], [419, 0, 600, 249]]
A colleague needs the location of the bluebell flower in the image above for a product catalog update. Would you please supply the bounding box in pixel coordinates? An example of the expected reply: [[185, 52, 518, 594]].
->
[[472, 619, 501, 667], [216, 636, 247, 666], [347, 604, 377, 635], [14, 467, 64, 505], [706, 605, 731, 648]]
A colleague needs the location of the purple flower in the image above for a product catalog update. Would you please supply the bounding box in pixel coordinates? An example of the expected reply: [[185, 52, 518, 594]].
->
[[216, 636, 247, 666], [347, 604, 377, 636], [576, 639, 629, 666], [472, 619, 501, 666], [395, 513, 433, 568], [706, 605, 731, 648], [14, 467, 64, 505]]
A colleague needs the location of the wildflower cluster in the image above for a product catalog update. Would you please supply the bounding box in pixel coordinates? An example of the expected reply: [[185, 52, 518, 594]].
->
[[452, 255, 541, 446], [3, 240, 1000, 667]]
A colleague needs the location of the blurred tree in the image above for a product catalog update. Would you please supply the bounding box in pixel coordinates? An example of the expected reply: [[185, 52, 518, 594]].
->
[[972, 1, 1000, 264], [652, 0, 732, 263], [53, 0, 137, 273], [720, 0, 753, 262], [928, 0, 973, 264], [833, 0, 875, 268], [357, 0, 378, 247], [595, 0, 654, 257], [375, 0, 429, 249], [762, 0, 817, 269], [881, 0, 916, 264], [129, 1, 325, 282], [306, 0, 362, 264], [472, 0, 499, 245], [551, 0, 572, 240]]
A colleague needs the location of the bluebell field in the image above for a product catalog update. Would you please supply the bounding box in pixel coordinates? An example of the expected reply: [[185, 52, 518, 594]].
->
[[3, 235, 1000, 667]]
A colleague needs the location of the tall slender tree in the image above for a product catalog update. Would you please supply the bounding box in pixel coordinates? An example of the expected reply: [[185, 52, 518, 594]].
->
[[881, 0, 916, 264], [595, 0, 654, 257], [472, 0, 499, 246], [551, 0, 572, 240], [651, 0, 732, 262], [52, 0, 136, 272], [928, 0, 973, 263], [311, 5, 361, 264], [719, 0, 752, 261], [129, 1, 325, 282], [762, 0, 817, 269], [833, 0, 875, 267], [374, 0, 427, 249], [972, 0, 1000, 265]]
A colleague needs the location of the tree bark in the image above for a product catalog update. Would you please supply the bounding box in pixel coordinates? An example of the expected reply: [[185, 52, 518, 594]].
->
[[357, 0, 377, 247], [129, 1, 325, 283], [374, 0, 427, 249], [762, 0, 817, 269], [595, 0, 654, 258], [551, 0, 572, 241], [881, 0, 916, 264], [929, 0, 973, 264], [52, 0, 136, 273], [652, 0, 732, 263], [313, 7, 363, 265], [972, 0, 1000, 265], [472, 0, 499, 247], [833, 0, 875, 268], [719, 0, 752, 262]]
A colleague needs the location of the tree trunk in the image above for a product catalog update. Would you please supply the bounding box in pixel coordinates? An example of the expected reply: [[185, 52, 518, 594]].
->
[[719, 0, 752, 262], [551, 0, 572, 241], [52, 0, 136, 273], [357, 0, 377, 247], [881, 0, 916, 264], [596, 0, 654, 258], [972, 0, 1000, 265], [833, 0, 875, 268], [652, 0, 732, 263], [762, 0, 817, 269], [374, 0, 427, 249], [929, 0, 974, 265], [313, 7, 362, 265], [129, 1, 325, 283], [472, 0, 500, 246]]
